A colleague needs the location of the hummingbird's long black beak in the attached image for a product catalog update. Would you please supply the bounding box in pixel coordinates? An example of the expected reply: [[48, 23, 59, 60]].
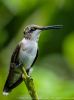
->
[[39, 25, 63, 31]]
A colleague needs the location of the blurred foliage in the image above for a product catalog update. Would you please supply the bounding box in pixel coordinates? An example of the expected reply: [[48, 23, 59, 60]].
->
[[0, 0, 74, 100]]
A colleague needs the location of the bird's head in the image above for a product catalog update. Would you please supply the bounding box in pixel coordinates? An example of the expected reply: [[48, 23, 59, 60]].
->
[[24, 24, 63, 41]]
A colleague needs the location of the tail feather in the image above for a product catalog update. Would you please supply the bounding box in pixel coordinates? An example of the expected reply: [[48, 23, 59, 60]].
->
[[3, 76, 23, 95], [3, 92, 9, 96]]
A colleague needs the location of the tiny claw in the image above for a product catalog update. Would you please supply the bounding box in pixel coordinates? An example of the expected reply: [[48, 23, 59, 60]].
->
[[22, 74, 25, 79]]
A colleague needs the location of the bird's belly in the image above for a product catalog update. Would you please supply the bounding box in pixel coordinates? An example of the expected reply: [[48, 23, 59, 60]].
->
[[19, 48, 37, 69]]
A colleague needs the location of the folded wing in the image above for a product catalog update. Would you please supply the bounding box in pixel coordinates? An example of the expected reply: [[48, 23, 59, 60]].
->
[[3, 44, 23, 95]]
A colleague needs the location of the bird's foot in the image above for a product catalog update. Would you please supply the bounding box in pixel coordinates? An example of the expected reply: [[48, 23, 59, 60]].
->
[[22, 73, 32, 80]]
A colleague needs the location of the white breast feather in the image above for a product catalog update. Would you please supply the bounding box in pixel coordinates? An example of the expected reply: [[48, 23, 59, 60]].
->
[[19, 39, 38, 69]]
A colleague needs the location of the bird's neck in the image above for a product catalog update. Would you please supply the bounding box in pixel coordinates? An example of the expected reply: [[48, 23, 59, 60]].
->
[[24, 30, 40, 42], [31, 35, 40, 42], [24, 34, 40, 42], [23, 37, 38, 44], [24, 37, 39, 43], [31, 30, 40, 42]]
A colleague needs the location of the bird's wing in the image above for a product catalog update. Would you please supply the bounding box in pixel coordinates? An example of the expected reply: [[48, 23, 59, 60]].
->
[[3, 44, 23, 93]]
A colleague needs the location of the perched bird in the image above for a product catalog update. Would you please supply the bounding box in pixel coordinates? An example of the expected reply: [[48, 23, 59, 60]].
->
[[3, 24, 63, 95]]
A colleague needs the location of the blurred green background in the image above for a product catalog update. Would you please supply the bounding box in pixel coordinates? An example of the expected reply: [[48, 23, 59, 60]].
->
[[0, 0, 74, 100]]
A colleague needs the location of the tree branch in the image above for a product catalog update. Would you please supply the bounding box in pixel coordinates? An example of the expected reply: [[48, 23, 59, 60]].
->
[[21, 66, 39, 100]]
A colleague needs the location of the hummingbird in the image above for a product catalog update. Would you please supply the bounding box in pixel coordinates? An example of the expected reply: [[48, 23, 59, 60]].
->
[[3, 24, 63, 95]]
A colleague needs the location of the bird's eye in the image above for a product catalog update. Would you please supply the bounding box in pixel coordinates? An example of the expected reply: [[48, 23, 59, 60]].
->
[[30, 27, 36, 32]]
